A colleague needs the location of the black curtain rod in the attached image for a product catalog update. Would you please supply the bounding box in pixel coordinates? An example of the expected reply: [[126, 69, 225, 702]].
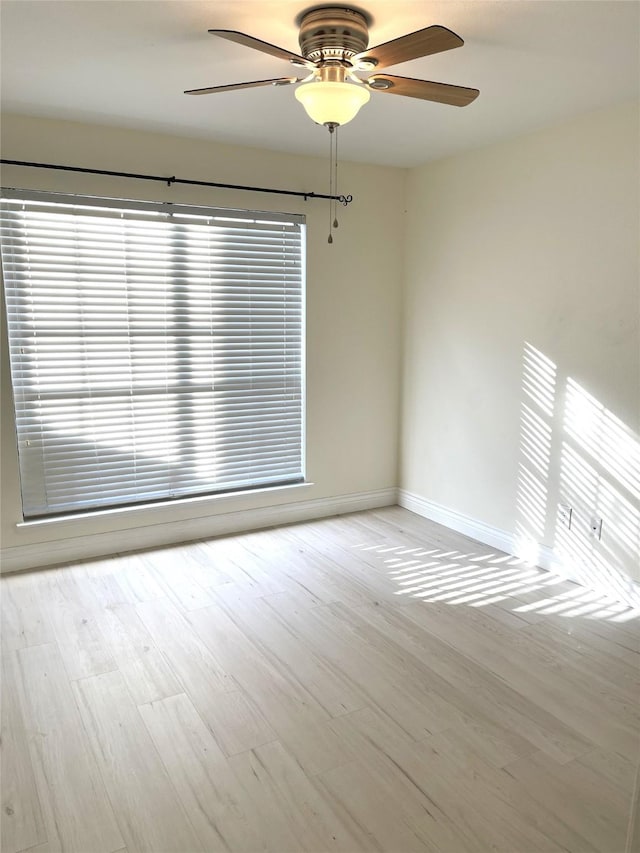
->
[[0, 159, 353, 206]]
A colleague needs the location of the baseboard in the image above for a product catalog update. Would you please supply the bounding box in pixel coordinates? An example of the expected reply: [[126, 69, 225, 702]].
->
[[398, 489, 640, 608], [0, 487, 398, 574], [398, 489, 515, 555]]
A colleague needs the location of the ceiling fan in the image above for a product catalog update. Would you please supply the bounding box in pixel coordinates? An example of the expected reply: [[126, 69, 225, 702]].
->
[[184, 6, 479, 127]]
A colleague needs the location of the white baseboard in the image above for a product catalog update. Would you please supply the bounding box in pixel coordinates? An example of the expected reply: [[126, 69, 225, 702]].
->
[[398, 489, 640, 608], [1, 487, 397, 574], [398, 489, 515, 555]]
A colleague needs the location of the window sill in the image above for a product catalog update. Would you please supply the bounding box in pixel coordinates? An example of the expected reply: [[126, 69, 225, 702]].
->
[[16, 481, 315, 529]]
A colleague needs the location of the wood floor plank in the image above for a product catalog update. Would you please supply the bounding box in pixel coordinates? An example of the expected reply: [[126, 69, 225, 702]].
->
[[449, 601, 639, 709], [138, 692, 260, 852], [199, 535, 291, 598], [316, 758, 435, 853], [136, 597, 236, 694], [283, 521, 393, 596], [141, 546, 218, 611], [369, 505, 502, 553], [225, 749, 307, 853], [96, 602, 182, 705], [327, 707, 451, 826], [503, 749, 630, 852], [232, 529, 331, 606], [15, 643, 124, 853], [1, 653, 46, 853], [229, 739, 378, 852], [188, 541, 236, 588], [0, 572, 54, 652], [187, 602, 352, 774], [396, 596, 638, 754], [428, 709, 536, 769], [137, 597, 275, 756], [15, 844, 128, 853], [73, 669, 204, 853], [256, 526, 378, 608], [10, 843, 57, 853], [45, 573, 117, 681], [396, 604, 598, 762], [351, 598, 593, 763], [80, 563, 129, 609], [266, 592, 490, 741], [110, 553, 167, 604], [507, 588, 640, 639], [535, 615, 640, 669], [627, 762, 640, 853], [520, 619, 640, 690], [576, 748, 639, 799], [330, 705, 581, 853], [425, 726, 602, 852], [213, 586, 368, 717]]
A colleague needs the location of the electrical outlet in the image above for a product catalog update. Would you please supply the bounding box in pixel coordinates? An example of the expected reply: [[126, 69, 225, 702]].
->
[[590, 516, 603, 540], [559, 503, 572, 529]]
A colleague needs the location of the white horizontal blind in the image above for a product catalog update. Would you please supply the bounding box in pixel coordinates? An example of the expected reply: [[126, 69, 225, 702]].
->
[[1, 190, 305, 518]]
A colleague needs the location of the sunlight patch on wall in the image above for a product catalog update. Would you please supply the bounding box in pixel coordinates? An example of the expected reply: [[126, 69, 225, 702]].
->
[[565, 379, 640, 501], [514, 344, 556, 564], [558, 378, 640, 607], [513, 343, 640, 608], [522, 344, 556, 416]]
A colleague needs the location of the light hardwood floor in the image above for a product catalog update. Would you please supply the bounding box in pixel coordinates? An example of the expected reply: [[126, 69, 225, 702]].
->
[[1, 507, 638, 853]]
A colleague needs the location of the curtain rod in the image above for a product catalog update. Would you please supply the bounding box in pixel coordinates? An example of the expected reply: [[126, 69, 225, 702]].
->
[[0, 159, 354, 206]]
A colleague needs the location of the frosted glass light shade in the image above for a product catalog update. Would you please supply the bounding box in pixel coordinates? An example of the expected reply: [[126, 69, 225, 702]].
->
[[295, 81, 370, 126]]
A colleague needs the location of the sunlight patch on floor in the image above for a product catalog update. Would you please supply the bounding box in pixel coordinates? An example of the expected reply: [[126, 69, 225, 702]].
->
[[353, 542, 640, 623]]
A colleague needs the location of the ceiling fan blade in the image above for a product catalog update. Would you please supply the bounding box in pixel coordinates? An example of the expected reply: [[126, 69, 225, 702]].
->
[[184, 77, 301, 96], [208, 29, 313, 67], [355, 25, 463, 69], [367, 74, 479, 106]]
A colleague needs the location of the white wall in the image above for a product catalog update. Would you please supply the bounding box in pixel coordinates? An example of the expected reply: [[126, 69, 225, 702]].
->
[[401, 101, 640, 602], [0, 114, 404, 570]]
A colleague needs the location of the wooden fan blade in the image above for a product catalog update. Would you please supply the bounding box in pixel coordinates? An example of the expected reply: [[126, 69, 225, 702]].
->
[[184, 77, 301, 95], [355, 25, 463, 69], [367, 74, 479, 106], [208, 29, 312, 67]]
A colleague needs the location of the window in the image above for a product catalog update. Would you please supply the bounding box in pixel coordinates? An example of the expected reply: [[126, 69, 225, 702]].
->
[[1, 190, 305, 518]]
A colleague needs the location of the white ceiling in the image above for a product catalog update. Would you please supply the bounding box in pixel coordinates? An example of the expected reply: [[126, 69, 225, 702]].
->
[[1, 1, 638, 168]]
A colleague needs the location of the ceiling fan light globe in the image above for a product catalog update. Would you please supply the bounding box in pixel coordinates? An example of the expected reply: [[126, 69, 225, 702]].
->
[[295, 81, 370, 126]]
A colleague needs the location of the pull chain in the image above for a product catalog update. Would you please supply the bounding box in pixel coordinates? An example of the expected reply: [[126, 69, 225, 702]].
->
[[333, 124, 339, 232], [327, 124, 336, 243], [326, 124, 342, 244]]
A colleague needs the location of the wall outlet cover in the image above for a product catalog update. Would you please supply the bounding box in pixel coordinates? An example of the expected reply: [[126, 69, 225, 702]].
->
[[590, 516, 603, 540]]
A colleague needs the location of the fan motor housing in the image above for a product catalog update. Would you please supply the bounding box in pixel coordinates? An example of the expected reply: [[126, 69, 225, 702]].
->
[[298, 7, 369, 63]]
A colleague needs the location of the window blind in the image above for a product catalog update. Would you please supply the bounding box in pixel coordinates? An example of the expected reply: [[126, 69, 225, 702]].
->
[[1, 190, 305, 518]]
